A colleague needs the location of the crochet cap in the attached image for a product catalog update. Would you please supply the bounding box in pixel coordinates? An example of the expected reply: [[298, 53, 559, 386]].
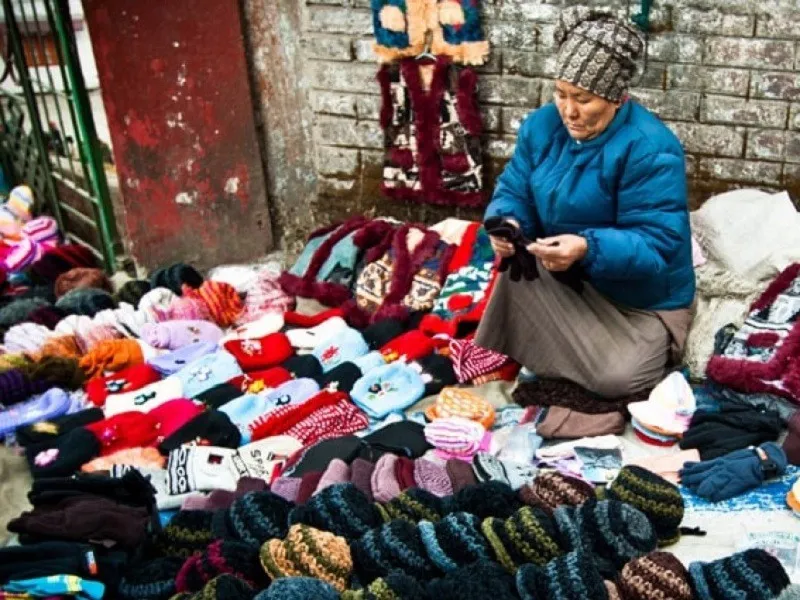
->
[[376, 487, 449, 524], [451, 481, 523, 519], [288, 483, 383, 541], [619, 551, 693, 600], [171, 574, 255, 600], [117, 556, 184, 600], [414, 458, 453, 497], [607, 465, 684, 546], [260, 524, 353, 592], [517, 551, 609, 600], [156, 510, 216, 558], [428, 560, 519, 600], [425, 387, 496, 429], [481, 506, 566, 572], [419, 511, 492, 573], [341, 572, 429, 600], [175, 539, 264, 593], [519, 470, 595, 514], [352, 519, 438, 583], [255, 577, 339, 600], [224, 491, 293, 545], [689, 549, 790, 600]]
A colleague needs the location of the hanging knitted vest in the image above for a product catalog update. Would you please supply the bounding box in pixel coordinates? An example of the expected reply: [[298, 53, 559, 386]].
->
[[379, 57, 484, 207]]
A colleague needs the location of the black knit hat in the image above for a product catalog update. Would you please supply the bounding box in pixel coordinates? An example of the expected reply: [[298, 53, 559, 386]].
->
[[25, 427, 102, 479], [450, 481, 523, 519], [320, 362, 363, 393], [156, 510, 216, 558], [418, 511, 492, 573], [289, 483, 382, 541], [516, 551, 608, 600], [16, 407, 103, 447], [195, 384, 245, 410], [150, 263, 204, 296], [175, 539, 265, 593], [55, 287, 116, 317], [376, 487, 449, 524], [352, 519, 438, 583], [118, 556, 184, 600], [689, 549, 791, 600], [173, 574, 255, 600], [362, 318, 405, 350], [225, 491, 293, 545], [282, 354, 324, 382], [429, 560, 519, 600], [158, 411, 241, 454], [606, 465, 684, 546], [116, 279, 152, 307], [416, 353, 457, 396], [481, 506, 566, 572], [359, 421, 431, 462]]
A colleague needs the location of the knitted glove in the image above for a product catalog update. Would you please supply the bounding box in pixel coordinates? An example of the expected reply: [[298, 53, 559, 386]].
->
[[679, 404, 782, 460], [679, 442, 787, 502], [484, 217, 538, 282]]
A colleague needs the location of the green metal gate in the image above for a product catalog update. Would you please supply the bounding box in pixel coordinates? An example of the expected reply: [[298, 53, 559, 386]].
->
[[0, 0, 121, 271]]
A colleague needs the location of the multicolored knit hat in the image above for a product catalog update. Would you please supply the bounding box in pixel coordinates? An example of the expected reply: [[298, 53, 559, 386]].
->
[[156, 510, 216, 558], [376, 487, 449, 524], [352, 519, 438, 583], [183, 281, 243, 328], [23, 216, 59, 244], [425, 387, 496, 429], [618, 551, 694, 600], [170, 574, 255, 600], [446, 459, 477, 493], [175, 539, 265, 593], [450, 481, 523, 519], [606, 465, 684, 546], [254, 577, 339, 600], [288, 483, 382, 541], [260, 524, 353, 592], [689, 549, 790, 600], [481, 506, 566, 572], [117, 556, 184, 600], [516, 551, 608, 600], [224, 491, 293, 546], [418, 511, 492, 573], [428, 560, 519, 600], [341, 572, 429, 600], [519, 471, 595, 514]]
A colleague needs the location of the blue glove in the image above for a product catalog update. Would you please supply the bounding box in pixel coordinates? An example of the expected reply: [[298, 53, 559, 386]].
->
[[679, 442, 787, 502]]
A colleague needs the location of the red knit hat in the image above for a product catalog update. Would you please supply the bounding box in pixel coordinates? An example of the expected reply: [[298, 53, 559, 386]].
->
[[250, 390, 346, 442], [85, 363, 162, 407], [284, 307, 345, 328], [228, 367, 292, 394], [223, 333, 293, 373], [395, 457, 416, 491], [380, 330, 435, 363], [85, 410, 161, 456], [182, 281, 243, 328]]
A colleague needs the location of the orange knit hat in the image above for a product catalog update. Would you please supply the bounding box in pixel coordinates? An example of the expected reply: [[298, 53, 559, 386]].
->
[[182, 281, 243, 328], [79, 338, 143, 379]]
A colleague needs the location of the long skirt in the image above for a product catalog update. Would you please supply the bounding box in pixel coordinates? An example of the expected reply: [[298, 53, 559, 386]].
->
[[475, 264, 688, 398]]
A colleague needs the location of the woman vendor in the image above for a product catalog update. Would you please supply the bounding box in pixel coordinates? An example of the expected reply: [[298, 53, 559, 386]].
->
[[476, 8, 695, 399]]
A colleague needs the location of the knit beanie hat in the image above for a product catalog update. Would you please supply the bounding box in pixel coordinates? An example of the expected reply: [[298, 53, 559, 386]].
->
[[2, 237, 41, 273], [516, 551, 608, 600], [352, 350, 386, 375], [148, 398, 204, 439], [55, 267, 111, 298], [618, 551, 693, 600], [519, 471, 595, 515], [271, 477, 302, 503], [141, 320, 223, 350], [414, 459, 454, 497], [297, 471, 324, 503], [482, 505, 567, 572], [376, 487, 449, 524], [286, 316, 348, 350], [289, 483, 383, 540], [116, 279, 151, 306], [428, 560, 519, 600], [319, 361, 364, 393], [283, 353, 324, 381], [424, 417, 487, 461], [102, 375, 184, 417], [172, 574, 255, 600], [351, 362, 426, 420], [117, 556, 184, 600], [380, 330, 435, 363], [79, 338, 144, 379], [371, 454, 402, 502], [554, 7, 644, 102], [419, 511, 492, 573], [239, 270, 295, 325], [157, 510, 216, 557], [426, 387, 495, 429], [150, 263, 204, 295], [15, 406, 102, 447], [174, 350, 243, 398], [229, 366, 292, 395], [183, 281, 243, 328], [153, 296, 212, 323], [255, 577, 339, 600], [25, 426, 102, 478], [451, 481, 522, 519], [220, 490, 293, 546], [158, 410, 242, 453], [85, 363, 162, 407], [222, 312, 284, 343], [395, 456, 416, 490], [260, 524, 353, 592], [223, 333, 293, 373], [351, 458, 376, 501], [312, 326, 370, 373], [149, 341, 217, 376], [175, 539, 265, 592], [473, 453, 536, 490], [55, 287, 116, 317], [0, 297, 51, 329], [362, 318, 405, 350], [138, 287, 178, 320], [4, 321, 56, 353], [689, 549, 790, 600], [352, 519, 438, 583], [315, 458, 352, 495], [0, 387, 71, 438], [607, 465, 684, 546]]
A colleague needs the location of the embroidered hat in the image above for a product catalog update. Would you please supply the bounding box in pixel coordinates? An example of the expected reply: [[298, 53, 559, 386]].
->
[[148, 341, 217, 376], [618, 551, 694, 600], [516, 551, 608, 600], [320, 361, 365, 393], [689, 549, 791, 600], [416, 353, 458, 396], [147, 398, 204, 440], [351, 362, 426, 420], [85, 361, 161, 408], [84, 409, 161, 456], [102, 375, 184, 417], [223, 333, 293, 373], [380, 330, 435, 363], [174, 350, 243, 398], [481, 506, 566, 573], [15, 406, 102, 447], [282, 353, 324, 381], [419, 511, 492, 572], [414, 459, 453, 497], [222, 312, 284, 343], [518, 471, 595, 514], [289, 483, 383, 540], [312, 326, 370, 373], [286, 316, 348, 350], [376, 487, 449, 524], [141, 320, 223, 350], [352, 519, 438, 583], [25, 426, 102, 478], [229, 366, 292, 395]]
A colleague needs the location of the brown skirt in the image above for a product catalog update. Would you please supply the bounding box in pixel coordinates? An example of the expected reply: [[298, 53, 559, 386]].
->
[[475, 264, 690, 398]]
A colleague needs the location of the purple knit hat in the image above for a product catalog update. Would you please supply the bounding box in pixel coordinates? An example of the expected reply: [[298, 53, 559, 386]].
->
[[0, 387, 71, 438], [414, 459, 453, 497], [314, 459, 352, 496], [351, 458, 375, 502], [371, 454, 402, 503], [271, 477, 303, 503]]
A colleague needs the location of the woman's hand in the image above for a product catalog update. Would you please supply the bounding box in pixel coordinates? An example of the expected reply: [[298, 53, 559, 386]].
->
[[527, 234, 588, 271], [488, 218, 519, 258]]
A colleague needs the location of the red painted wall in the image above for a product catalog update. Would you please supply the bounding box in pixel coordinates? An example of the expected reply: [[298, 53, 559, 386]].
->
[[83, 0, 272, 271]]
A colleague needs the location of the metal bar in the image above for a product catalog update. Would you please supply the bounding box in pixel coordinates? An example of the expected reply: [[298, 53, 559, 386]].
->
[[50, 0, 118, 271], [1, 0, 63, 225]]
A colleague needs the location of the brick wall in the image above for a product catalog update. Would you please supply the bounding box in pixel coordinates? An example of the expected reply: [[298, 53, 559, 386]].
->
[[248, 0, 800, 250]]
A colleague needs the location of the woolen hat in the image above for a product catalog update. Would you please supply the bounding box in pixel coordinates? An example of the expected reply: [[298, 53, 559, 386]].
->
[[54, 267, 111, 298], [116, 279, 152, 306], [289, 482, 382, 541], [297, 471, 323, 503], [156, 510, 216, 558], [473, 453, 537, 490], [223, 333, 293, 372], [225, 491, 293, 545], [519, 471, 595, 514], [183, 281, 243, 328], [351, 458, 376, 501], [150, 262, 203, 295], [451, 481, 522, 519], [23, 215, 58, 243], [607, 465, 684, 546], [153, 296, 212, 323], [175, 539, 265, 593], [376, 487, 449, 524], [352, 519, 438, 583], [255, 577, 339, 600], [27, 304, 66, 329], [362, 318, 405, 350], [554, 7, 644, 102], [371, 454, 402, 503], [158, 411, 241, 453], [516, 551, 608, 600], [689, 549, 790, 600], [428, 560, 519, 600], [55, 287, 116, 317], [446, 459, 477, 493], [619, 551, 693, 600], [315, 458, 352, 495], [416, 352, 458, 396], [414, 459, 453, 497], [270, 477, 302, 503], [419, 511, 492, 572], [481, 506, 566, 572], [395, 456, 416, 491], [320, 361, 363, 393], [282, 353, 324, 382], [25, 426, 102, 478], [15, 406, 103, 447], [172, 574, 255, 600], [27, 243, 96, 283], [117, 556, 184, 600], [342, 572, 429, 600], [260, 524, 353, 592], [149, 341, 218, 377]]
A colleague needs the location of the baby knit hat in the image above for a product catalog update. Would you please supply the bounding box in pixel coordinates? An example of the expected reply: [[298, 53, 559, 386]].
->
[[23, 215, 58, 244], [147, 398, 204, 440], [255, 577, 339, 600], [142, 320, 223, 350], [689, 549, 790, 600], [395, 456, 416, 490], [5, 185, 34, 221], [352, 519, 438, 583], [102, 375, 184, 416], [174, 350, 243, 398], [54, 267, 111, 298], [351, 361, 426, 420], [362, 318, 405, 350], [424, 417, 487, 461], [151, 295, 212, 322], [519, 471, 595, 514], [425, 387, 496, 429], [270, 477, 303, 503], [618, 551, 693, 600], [85, 363, 162, 407], [223, 332, 293, 372], [606, 465, 684, 546], [150, 262, 204, 295], [320, 361, 365, 393], [414, 459, 453, 497], [138, 287, 178, 321], [78, 338, 143, 379], [3, 322, 56, 353], [451, 481, 523, 519], [175, 539, 265, 593], [380, 330, 435, 363], [376, 487, 449, 524], [312, 325, 370, 373], [158, 411, 241, 454], [419, 511, 492, 573], [260, 524, 354, 592], [516, 551, 609, 600], [117, 555, 184, 600], [371, 454, 402, 502], [286, 316, 348, 350], [239, 270, 295, 325], [29, 243, 96, 283], [283, 353, 324, 381], [25, 426, 102, 478], [428, 560, 519, 600], [482, 505, 567, 572], [148, 341, 217, 376], [289, 483, 383, 540]]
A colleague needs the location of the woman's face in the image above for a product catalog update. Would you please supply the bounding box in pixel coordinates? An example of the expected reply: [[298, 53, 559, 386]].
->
[[554, 80, 620, 141]]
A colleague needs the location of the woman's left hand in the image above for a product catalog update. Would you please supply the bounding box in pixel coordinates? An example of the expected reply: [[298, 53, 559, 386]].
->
[[527, 234, 588, 271]]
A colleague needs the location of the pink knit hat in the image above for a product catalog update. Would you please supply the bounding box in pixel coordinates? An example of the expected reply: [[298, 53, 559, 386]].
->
[[424, 417, 488, 461], [3, 237, 41, 273], [240, 270, 295, 324], [153, 296, 212, 322], [413, 459, 453, 497], [371, 454, 402, 503], [313, 458, 352, 496], [23, 216, 59, 244], [147, 398, 204, 439]]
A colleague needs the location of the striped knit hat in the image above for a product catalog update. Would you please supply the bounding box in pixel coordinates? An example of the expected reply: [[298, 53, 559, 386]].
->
[[689, 549, 790, 600], [175, 540, 265, 593], [117, 556, 184, 600], [481, 506, 567, 573], [255, 577, 339, 600], [606, 465, 684, 546], [352, 519, 438, 583], [156, 510, 216, 558], [341, 572, 429, 600], [260, 524, 353, 592], [376, 487, 449, 524], [516, 551, 609, 600], [182, 280, 243, 328], [224, 491, 293, 545], [618, 552, 693, 600], [419, 511, 493, 573], [519, 471, 595, 514], [170, 574, 255, 600], [288, 483, 382, 541], [450, 481, 523, 520], [428, 560, 519, 600]]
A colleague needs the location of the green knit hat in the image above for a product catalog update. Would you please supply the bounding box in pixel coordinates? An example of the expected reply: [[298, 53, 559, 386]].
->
[[341, 572, 428, 600], [606, 465, 684, 546], [375, 488, 449, 524], [480, 506, 567, 573]]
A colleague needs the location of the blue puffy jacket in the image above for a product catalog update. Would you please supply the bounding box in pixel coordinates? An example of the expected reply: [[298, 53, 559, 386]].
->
[[485, 100, 695, 311]]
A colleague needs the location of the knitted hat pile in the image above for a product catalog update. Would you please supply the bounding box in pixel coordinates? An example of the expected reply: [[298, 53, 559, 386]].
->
[[450, 481, 523, 519], [428, 560, 519, 600], [519, 471, 595, 514], [175, 539, 265, 593], [481, 505, 567, 572], [342, 572, 429, 600], [55, 287, 116, 317], [376, 487, 449, 524], [54, 267, 112, 298], [689, 549, 790, 600], [79, 338, 144, 379], [618, 551, 693, 600], [418, 511, 492, 573], [352, 519, 438, 583], [606, 465, 684, 546], [150, 262, 204, 295], [260, 524, 353, 592], [117, 556, 184, 600], [183, 281, 243, 328], [516, 551, 608, 600], [171, 574, 255, 600], [155, 510, 216, 558], [116, 279, 152, 306], [289, 483, 383, 541], [224, 491, 293, 546], [255, 577, 339, 600]]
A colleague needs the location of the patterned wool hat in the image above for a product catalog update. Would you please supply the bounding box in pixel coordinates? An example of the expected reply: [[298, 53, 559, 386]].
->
[[117, 556, 184, 600], [519, 471, 595, 514], [473, 452, 537, 490], [606, 465, 684, 546], [516, 551, 608, 600], [418, 511, 493, 573], [224, 491, 293, 546], [288, 483, 383, 541], [450, 481, 523, 520], [260, 524, 353, 592], [341, 572, 429, 600], [425, 387, 496, 429], [254, 577, 339, 600], [156, 510, 216, 558], [428, 560, 519, 600], [689, 549, 790, 600], [371, 453, 403, 503], [555, 499, 657, 577], [375, 487, 449, 524], [618, 551, 693, 600], [352, 519, 438, 583], [414, 459, 454, 497], [481, 506, 566, 572], [554, 7, 644, 102], [175, 539, 265, 593], [170, 574, 255, 600]]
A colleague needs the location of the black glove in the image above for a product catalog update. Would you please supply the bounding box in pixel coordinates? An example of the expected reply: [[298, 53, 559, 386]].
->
[[484, 217, 539, 282], [679, 403, 782, 460]]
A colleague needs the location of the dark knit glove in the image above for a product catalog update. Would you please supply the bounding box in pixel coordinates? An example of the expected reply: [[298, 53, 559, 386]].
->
[[679, 442, 787, 502], [679, 404, 782, 460], [484, 217, 538, 282]]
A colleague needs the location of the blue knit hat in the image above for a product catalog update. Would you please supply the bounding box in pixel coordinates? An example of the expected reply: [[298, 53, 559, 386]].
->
[[288, 483, 383, 540], [450, 481, 523, 519], [225, 491, 293, 545], [352, 520, 438, 583], [428, 560, 518, 600], [481, 506, 566, 572], [118, 556, 184, 600], [689, 549, 790, 600], [516, 551, 608, 600], [419, 512, 492, 573], [376, 487, 449, 524], [254, 577, 339, 600]]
